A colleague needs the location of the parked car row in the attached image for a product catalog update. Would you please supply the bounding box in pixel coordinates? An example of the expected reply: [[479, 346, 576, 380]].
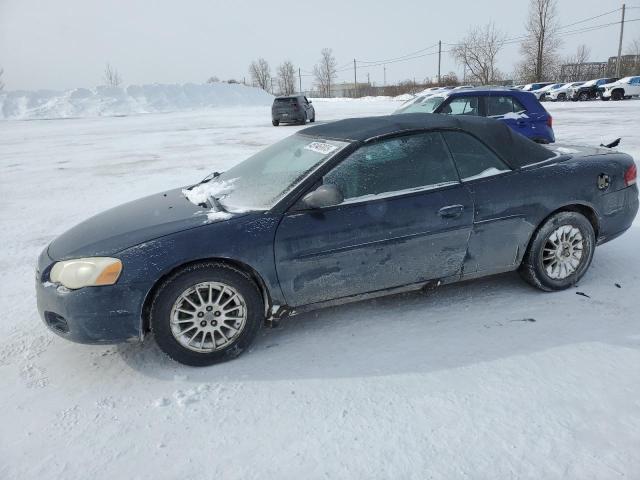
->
[[514, 76, 640, 102], [394, 87, 555, 144]]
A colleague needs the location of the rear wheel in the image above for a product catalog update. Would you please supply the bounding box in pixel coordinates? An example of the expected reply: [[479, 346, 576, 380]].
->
[[557, 93, 566, 101], [272, 119, 279, 126], [150, 262, 264, 366], [519, 212, 595, 291], [578, 92, 589, 101], [612, 90, 624, 101]]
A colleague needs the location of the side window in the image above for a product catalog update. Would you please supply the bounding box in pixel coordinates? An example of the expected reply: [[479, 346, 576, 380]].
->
[[324, 132, 459, 202], [486, 96, 526, 117], [442, 132, 511, 181], [440, 96, 480, 116]]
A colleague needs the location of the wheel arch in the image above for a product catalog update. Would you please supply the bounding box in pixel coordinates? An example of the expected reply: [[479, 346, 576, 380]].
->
[[140, 257, 273, 337], [611, 88, 625, 99], [522, 203, 600, 262]]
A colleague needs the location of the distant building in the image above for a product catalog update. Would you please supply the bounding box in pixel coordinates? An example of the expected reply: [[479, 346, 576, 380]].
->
[[607, 55, 640, 77], [559, 62, 607, 82], [559, 55, 640, 82], [330, 82, 371, 98]]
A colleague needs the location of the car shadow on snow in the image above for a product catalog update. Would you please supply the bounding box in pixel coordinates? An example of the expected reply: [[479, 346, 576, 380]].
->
[[115, 241, 640, 382]]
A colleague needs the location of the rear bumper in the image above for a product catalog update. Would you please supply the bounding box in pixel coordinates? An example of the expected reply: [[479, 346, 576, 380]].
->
[[272, 113, 305, 122], [597, 185, 639, 245]]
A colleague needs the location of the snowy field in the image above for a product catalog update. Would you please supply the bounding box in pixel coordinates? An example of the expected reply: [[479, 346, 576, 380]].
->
[[1, 98, 639, 479]]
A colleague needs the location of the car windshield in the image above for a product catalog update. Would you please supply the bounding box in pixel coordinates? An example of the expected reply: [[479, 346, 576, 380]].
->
[[395, 95, 445, 114], [200, 134, 349, 212]]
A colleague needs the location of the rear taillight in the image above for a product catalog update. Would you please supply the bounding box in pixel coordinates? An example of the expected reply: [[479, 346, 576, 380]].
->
[[546, 115, 553, 128], [625, 163, 637, 187]]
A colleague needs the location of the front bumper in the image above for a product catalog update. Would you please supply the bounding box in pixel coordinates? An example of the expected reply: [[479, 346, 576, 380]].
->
[[36, 250, 146, 344]]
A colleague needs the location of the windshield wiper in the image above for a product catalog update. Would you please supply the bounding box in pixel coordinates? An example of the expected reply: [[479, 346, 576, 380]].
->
[[200, 171, 221, 184], [208, 195, 228, 213]]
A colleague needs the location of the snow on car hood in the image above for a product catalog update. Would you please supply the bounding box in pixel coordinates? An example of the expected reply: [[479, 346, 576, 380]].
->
[[182, 178, 251, 223]]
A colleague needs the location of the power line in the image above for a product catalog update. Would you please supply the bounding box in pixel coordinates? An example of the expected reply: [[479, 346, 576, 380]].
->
[[357, 43, 439, 65], [556, 7, 622, 30]]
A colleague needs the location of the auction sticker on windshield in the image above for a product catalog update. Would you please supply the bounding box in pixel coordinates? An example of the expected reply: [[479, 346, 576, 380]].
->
[[304, 142, 338, 155]]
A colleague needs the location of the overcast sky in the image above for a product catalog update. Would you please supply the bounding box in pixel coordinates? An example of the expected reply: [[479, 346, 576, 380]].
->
[[1, 0, 638, 91]]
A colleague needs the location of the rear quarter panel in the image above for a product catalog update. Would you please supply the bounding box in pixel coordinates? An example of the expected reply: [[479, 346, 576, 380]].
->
[[462, 152, 636, 275]]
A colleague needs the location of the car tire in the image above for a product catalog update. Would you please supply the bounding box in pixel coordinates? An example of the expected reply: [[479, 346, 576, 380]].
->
[[557, 93, 566, 101], [578, 92, 589, 101], [272, 120, 279, 126], [601, 96, 610, 101], [150, 262, 264, 366], [612, 90, 623, 101], [519, 211, 595, 292]]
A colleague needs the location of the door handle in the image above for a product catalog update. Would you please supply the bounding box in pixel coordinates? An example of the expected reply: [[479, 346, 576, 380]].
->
[[438, 204, 464, 218]]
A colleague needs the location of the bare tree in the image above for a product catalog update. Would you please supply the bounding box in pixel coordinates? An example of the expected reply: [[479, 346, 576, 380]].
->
[[560, 44, 591, 81], [249, 58, 271, 91], [313, 48, 337, 97], [206, 76, 220, 84], [451, 23, 506, 85], [627, 38, 640, 57], [0, 67, 4, 91], [277, 61, 296, 95], [104, 63, 122, 87], [516, 0, 561, 82]]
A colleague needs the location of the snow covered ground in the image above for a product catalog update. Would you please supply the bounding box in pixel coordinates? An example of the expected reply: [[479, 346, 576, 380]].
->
[[1, 98, 639, 479]]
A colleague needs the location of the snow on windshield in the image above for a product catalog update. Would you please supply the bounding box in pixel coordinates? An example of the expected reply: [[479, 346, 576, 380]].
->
[[183, 135, 348, 215]]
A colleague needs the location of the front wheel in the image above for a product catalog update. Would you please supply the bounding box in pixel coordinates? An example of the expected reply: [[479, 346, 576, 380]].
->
[[272, 119, 279, 126], [579, 92, 590, 101], [150, 262, 264, 366], [519, 212, 595, 291]]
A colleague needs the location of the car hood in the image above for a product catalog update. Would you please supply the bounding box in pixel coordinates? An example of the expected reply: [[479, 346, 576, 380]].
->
[[48, 187, 248, 260]]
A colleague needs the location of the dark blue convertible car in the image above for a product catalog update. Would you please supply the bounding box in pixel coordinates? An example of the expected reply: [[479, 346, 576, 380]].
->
[[36, 114, 638, 366]]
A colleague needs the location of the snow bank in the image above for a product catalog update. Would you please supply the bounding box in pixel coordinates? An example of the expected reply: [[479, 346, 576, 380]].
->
[[0, 83, 273, 120], [309, 94, 411, 103]]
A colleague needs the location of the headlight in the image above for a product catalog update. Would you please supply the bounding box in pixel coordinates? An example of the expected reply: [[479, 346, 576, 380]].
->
[[49, 257, 122, 289]]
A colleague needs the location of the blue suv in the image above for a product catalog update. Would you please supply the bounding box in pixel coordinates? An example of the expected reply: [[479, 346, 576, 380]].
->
[[395, 88, 555, 144]]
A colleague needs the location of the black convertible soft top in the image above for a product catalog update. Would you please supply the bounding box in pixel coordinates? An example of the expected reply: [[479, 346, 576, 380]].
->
[[301, 113, 554, 168]]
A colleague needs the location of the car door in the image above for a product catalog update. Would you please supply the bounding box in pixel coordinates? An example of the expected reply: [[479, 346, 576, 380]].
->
[[441, 131, 530, 275], [273, 131, 474, 307], [303, 96, 313, 117], [438, 95, 483, 116], [485, 94, 534, 138]]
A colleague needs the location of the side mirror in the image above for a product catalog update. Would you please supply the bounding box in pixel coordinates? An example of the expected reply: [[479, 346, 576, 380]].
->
[[302, 184, 344, 209]]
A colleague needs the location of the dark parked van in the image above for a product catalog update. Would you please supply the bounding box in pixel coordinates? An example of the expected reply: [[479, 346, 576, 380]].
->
[[272, 95, 315, 126]]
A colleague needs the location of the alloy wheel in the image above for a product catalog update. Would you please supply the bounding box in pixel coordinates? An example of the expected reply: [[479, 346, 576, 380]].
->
[[541, 225, 584, 280], [170, 282, 247, 353]]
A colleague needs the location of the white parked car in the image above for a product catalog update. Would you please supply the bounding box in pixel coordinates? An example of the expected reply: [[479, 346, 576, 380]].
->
[[532, 83, 565, 100], [547, 82, 585, 101], [600, 76, 640, 101]]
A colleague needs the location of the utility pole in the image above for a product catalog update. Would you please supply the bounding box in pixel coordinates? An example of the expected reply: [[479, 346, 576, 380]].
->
[[270, 77, 274, 95], [298, 68, 302, 94], [383, 65, 386, 86], [616, 3, 626, 77], [367, 72, 370, 86], [353, 59, 357, 98], [438, 40, 442, 85]]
